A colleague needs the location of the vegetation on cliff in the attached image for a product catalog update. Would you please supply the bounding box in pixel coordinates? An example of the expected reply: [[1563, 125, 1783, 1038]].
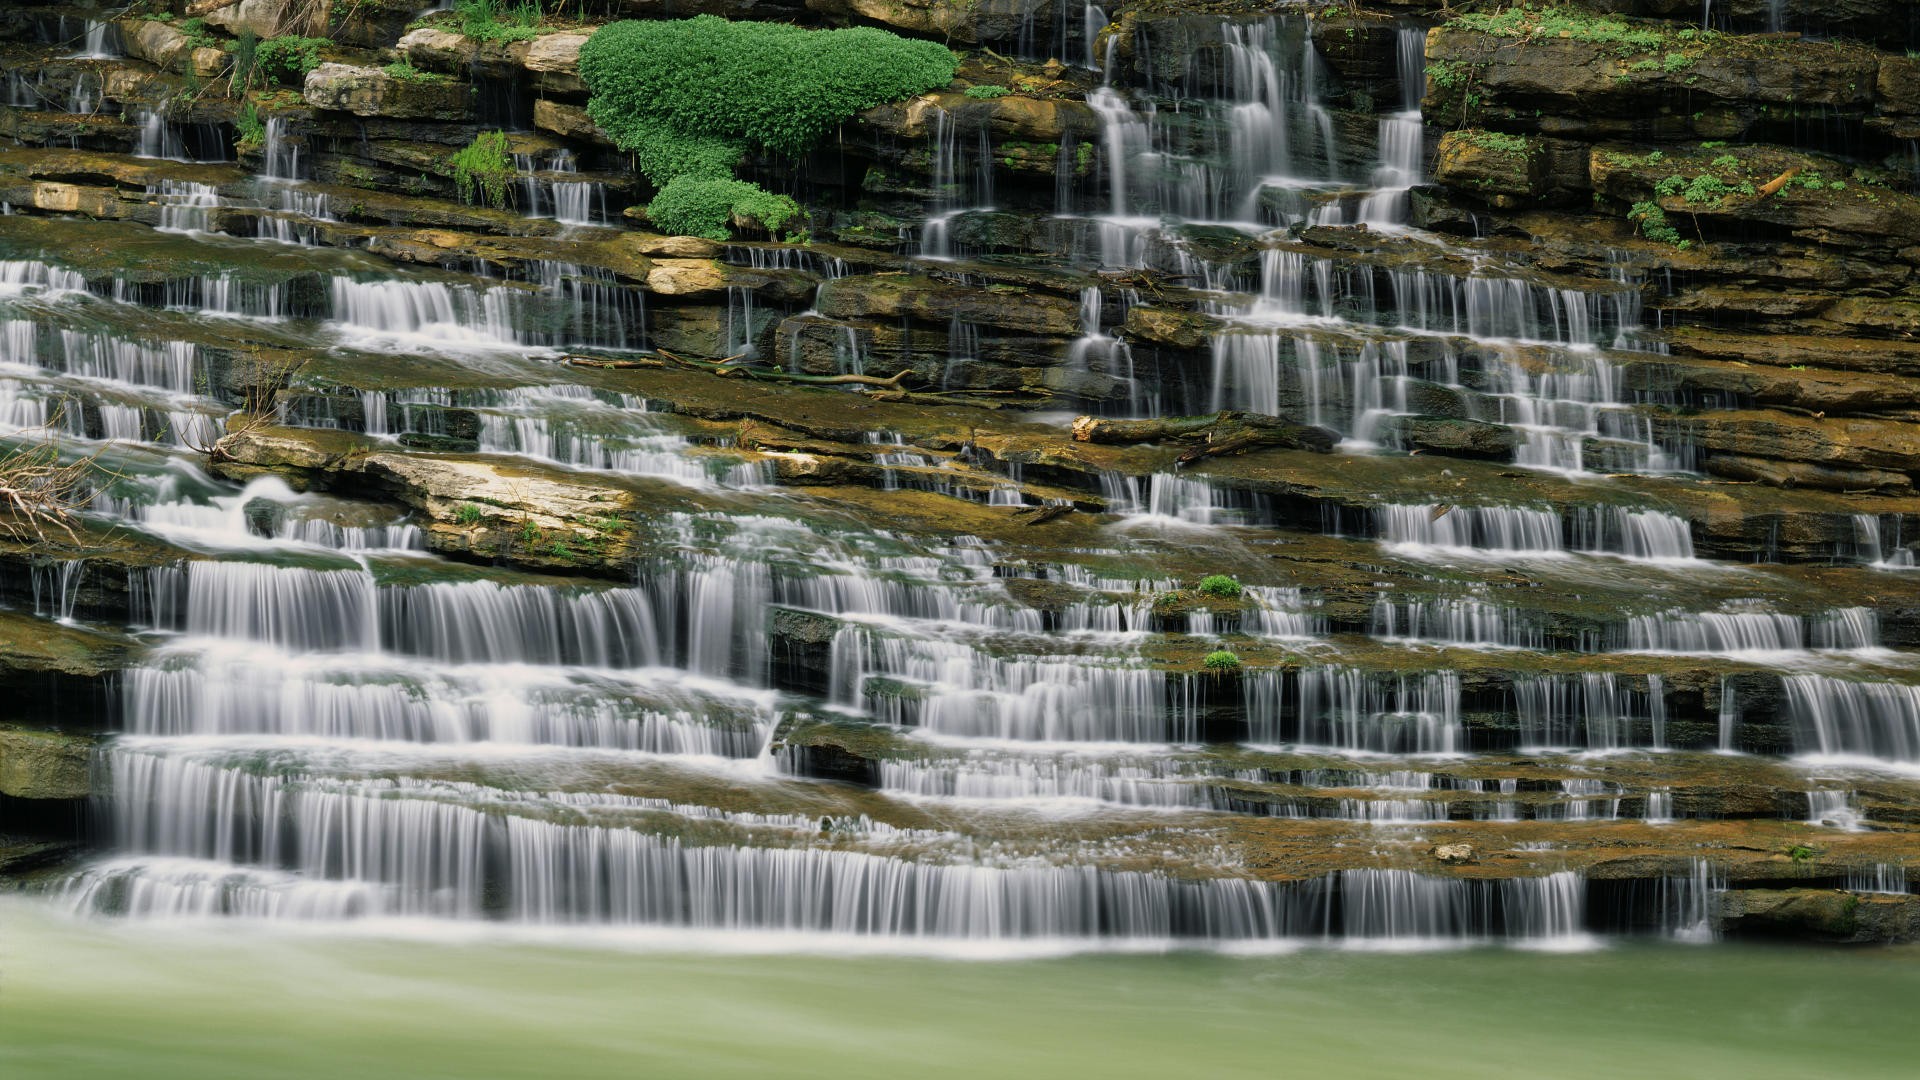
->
[[579, 16, 956, 239]]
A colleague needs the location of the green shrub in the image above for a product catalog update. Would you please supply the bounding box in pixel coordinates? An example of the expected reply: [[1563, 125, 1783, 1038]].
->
[[964, 84, 1011, 99], [580, 17, 956, 161], [455, 503, 484, 526], [646, 176, 800, 241], [256, 35, 329, 84], [621, 115, 745, 188], [451, 130, 515, 209], [1202, 650, 1241, 671], [1196, 574, 1242, 599]]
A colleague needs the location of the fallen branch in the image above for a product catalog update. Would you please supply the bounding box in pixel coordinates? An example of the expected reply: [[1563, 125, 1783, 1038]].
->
[[1013, 504, 1074, 525], [1756, 169, 1799, 198], [656, 349, 918, 387], [1072, 411, 1338, 458], [564, 355, 665, 370]]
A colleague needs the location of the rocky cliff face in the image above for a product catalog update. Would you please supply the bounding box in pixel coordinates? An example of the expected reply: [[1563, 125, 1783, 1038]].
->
[[1, 0, 1919, 944]]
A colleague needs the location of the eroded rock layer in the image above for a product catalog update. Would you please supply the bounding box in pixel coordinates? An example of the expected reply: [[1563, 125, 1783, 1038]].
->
[[2, 0, 1919, 946]]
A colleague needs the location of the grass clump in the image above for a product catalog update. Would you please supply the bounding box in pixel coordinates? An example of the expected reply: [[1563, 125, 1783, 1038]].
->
[[457, 0, 542, 43], [1202, 650, 1242, 672], [451, 130, 515, 208], [455, 503, 484, 526], [580, 16, 955, 238], [234, 101, 266, 153], [964, 84, 1012, 99], [255, 35, 329, 85], [1196, 574, 1243, 599]]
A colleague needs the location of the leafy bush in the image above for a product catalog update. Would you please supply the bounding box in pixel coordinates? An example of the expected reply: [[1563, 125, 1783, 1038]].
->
[[1196, 574, 1242, 599], [964, 84, 1011, 99], [579, 17, 952, 238], [455, 503, 484, 526], [581, 17, 956, 160], [1202, 650, 1241, 671], [646, 176, 800, 241], [256, 35, 329, 84], [451, 131, 515, 208]]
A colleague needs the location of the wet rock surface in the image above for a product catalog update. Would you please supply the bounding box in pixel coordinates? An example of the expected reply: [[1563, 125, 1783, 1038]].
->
[[0, 0, 1916, 947]]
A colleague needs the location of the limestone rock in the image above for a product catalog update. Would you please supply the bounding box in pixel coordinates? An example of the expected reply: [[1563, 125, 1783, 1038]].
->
[[1434, 130, 1542, 206], [523, 33, 591, 95], [1431, 843, 1474, 864], [302, 63, 470, 121], [397, 28, 479, 74], [646, 259, 731, 297], [807, 0, 1046, 45], [0, 727, 94, 801], [122, 19, 190, 71], [533, 99, 614, 146], [199, 0, 302, 39], [817, 274, 1080, 336]]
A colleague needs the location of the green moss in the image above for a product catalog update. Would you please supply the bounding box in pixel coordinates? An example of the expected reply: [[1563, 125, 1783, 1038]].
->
[[1202, 650, 1241, 671], [1449, 6, 1688, 56], [1459, 129, 1531, 158], [964, 84, 1012, 99], [451, 131, 515, 209]]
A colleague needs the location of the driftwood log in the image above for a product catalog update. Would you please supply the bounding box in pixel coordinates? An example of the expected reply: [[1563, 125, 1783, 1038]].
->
[[1070, 411, 1338, 461], [564, 351, 917, 388]]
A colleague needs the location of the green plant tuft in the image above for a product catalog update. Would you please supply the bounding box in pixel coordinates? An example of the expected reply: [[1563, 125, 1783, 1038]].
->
[[455, 503, 484, 526], [1202, 650, 1242, 671], [451, 130, 515, 209], [1196, 575, 1243, 599], [964, 84, 1012, 99]]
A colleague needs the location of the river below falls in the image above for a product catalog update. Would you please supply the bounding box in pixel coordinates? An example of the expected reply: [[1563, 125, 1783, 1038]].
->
[[3, 896, 1915, 1079]]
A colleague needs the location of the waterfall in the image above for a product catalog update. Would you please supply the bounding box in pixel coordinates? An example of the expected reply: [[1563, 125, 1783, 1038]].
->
[[1354, 27, 1427, 226], [1514, 674, 1644, 751], [1783, 676, 1920, 763], [134, 108, 187, 161], [1805, 789, 1865, 831], [1245, 667, 1463, 754], [1370, 595, 1543, 649], [1611, 607, 1877, 655], [1376, 504, 1564, 558], [150, 180, 221, 233], [921, 108, 995, 259]]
